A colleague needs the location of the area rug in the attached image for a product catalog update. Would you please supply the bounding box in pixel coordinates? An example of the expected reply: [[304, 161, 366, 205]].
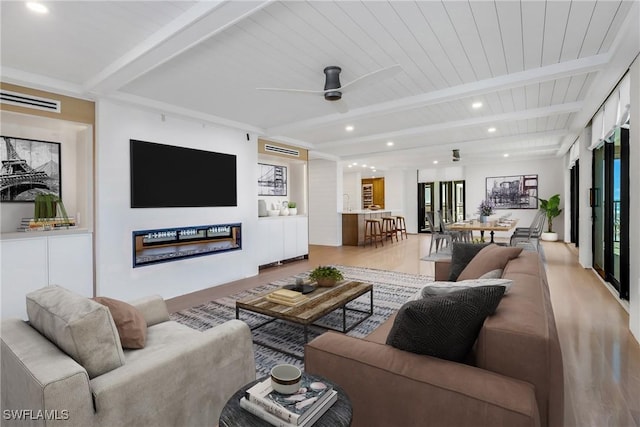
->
[[171, 265, 433, 376]]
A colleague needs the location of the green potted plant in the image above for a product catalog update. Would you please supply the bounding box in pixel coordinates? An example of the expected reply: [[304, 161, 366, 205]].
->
[[538, 194, 562, 242], [309, 265, 343, 287], [288, 201, 297, 215]]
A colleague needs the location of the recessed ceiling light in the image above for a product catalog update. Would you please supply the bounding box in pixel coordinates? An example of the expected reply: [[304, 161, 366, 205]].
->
[[26, 2, 48, 13], [370, 166, 375, 169], [503, 153, 509, 157], [347, 164, 352, 168], [352, 162, 358, 166], [433, 160, 438, 164], [372, 169, 376, 172], [345, 125, 354, 132], [472, 102, 483, 109], [362, 164, 367, 168], [488, 127, 496, 133], [386, 141, 394, 146]]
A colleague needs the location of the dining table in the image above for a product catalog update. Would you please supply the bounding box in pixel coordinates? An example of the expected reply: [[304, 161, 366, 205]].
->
[[447, 219, 519, 243]]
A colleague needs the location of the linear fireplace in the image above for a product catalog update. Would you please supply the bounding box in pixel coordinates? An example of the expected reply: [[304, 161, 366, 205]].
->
[[132, 223, 241, 267]]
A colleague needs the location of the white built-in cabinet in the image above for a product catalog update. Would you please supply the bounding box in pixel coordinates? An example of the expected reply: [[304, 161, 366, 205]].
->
[[1, 231, 93, 320], [257, 216, 308, 266]]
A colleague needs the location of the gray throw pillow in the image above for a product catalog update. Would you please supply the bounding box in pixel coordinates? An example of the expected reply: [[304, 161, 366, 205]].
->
[[448, 242, 491, 281], [386, 286, 506, 362], [421, 279, 512, 299]]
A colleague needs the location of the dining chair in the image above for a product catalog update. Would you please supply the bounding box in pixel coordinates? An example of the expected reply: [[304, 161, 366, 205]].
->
[[426, 212, 452, 255]]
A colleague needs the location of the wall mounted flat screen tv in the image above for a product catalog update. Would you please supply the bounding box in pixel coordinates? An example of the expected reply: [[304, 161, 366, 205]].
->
[[130, 139, 237, 208]]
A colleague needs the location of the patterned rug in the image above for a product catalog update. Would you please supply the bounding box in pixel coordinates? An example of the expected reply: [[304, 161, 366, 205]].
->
[[171, 265, 433, 376]]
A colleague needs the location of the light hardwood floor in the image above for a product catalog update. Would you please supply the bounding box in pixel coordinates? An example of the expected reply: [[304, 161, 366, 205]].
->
[[167, 234, 640, 427]]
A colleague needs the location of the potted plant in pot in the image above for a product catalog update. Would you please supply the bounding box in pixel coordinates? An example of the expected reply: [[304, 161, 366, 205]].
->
[[309, 266, 343, 287], [477, 199, 495, 223], [538, 194, 562, 242], [288, 201, 297, 215]]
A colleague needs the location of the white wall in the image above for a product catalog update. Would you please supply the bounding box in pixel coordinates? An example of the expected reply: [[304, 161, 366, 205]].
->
[[578, 126, 593, 268], [384, 169, 405, 216], [465, 157, 565, 240], [342, 171, 361, 212], [95, 100, 258, 301], [308, 159, 341, 246], [629, 56, 640, 341], [404, 169, 418, 234]]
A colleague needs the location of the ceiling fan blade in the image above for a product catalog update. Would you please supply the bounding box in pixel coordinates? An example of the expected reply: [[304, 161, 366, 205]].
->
[[256, 87, 324, 95], [331, 99, 349, 114], [338, 64, 402, 92]]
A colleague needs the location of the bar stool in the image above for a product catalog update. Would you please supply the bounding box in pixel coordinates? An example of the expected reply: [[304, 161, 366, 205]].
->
[[364, 219, 384, 248], [381, 217, 398, 243], [395, 215, 408, 240]]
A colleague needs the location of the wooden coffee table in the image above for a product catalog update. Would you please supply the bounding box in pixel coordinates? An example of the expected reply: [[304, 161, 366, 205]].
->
[[236, 281, 373, 359]]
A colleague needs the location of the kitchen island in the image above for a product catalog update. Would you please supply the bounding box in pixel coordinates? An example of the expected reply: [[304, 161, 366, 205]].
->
[[341, 210, 392, 246]]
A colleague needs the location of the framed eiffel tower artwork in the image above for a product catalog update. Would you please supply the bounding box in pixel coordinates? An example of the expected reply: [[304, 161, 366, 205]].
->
[[0, 136, 62, 202]]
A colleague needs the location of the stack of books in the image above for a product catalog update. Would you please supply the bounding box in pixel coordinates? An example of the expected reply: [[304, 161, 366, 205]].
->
[[17, 217, 77, 232], [240, 373, 337, 427], [266, 289, 309, 306]]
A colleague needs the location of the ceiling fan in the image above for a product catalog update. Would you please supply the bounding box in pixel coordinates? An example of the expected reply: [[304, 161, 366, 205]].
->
[[256, 64, 402, 113]]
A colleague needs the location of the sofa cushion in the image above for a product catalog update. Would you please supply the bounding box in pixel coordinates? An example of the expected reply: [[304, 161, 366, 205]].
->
[[386, 286, 506, 362], [457, 244, 523, 281], [421, 278, 513, 298], [26, 286, 125, 378], [93, 297, 147, 349], [448, 242, 491, 281]]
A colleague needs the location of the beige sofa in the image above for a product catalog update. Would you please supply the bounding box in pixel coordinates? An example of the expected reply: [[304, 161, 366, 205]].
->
[[305, 251, 563, 427], [1, 288, 255, 427]]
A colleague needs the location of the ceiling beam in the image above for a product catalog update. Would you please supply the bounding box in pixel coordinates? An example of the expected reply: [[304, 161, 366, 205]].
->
[[266, 54, 609, 137], [317, 102, 583, 148], [85, 0, 274, 95], [336, 130, 569, 161]]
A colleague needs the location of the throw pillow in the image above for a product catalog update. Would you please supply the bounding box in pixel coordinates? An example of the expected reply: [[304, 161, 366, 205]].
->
[[421, 278, 513, 298], [93, 297, 147, 349], [457, 244, 523, 281], [26, 286, 125, 379], [386, 286, 506, 362], [478, 269, 503, 279], [448, 242, 491, 281]]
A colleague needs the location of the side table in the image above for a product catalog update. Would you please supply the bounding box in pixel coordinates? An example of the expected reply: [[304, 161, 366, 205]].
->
[[219, 374, 352, 426]]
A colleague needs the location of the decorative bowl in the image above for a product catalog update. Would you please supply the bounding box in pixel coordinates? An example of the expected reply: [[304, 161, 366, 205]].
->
[[270, 364, 302, 394], [267, 210, 280, 217]]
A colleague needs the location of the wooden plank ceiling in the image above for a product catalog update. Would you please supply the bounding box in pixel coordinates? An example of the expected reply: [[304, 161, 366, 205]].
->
[[1, 0, 637, 172]]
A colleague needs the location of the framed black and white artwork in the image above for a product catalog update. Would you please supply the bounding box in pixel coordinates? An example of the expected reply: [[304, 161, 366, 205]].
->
[[258, 163, 287, 196], [485, 174, 538, 209], [0, 136, 61, 202]]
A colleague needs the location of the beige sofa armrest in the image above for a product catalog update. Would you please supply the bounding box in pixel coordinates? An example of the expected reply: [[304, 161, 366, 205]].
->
[[305, 332, 540, 427], [434, 259, 452, 281], [90, 319, 255, 427], [129, 295, 169, 326], [1, 319, 95, 427]]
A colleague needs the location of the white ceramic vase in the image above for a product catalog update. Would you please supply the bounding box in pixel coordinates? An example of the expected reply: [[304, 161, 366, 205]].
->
[[289, 208, 297, 215], [280, 208, 289, 216]]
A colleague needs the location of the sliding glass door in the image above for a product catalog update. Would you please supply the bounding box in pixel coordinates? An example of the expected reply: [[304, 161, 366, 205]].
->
[[592, 128, 629, 300], [418, 182, 434, 233], [439, 180, 466, 223]]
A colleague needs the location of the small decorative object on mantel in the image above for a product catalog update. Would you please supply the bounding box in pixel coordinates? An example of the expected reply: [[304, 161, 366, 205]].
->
[[288, 201, 297, 215], [477, 199, 495, 223], [309, 266, 344, 287], [18, 194, 76, 232], [280, 200, 289, 216]]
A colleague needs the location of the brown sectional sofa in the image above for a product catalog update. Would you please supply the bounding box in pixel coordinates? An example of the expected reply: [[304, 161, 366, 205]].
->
[[305, 251, 563, 427]]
